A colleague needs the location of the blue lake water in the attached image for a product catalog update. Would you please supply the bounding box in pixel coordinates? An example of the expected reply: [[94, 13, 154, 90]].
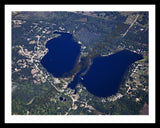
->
[[41, 32, 143, 97], [81, 50, 143, 97], [41, 32, 81, 77]]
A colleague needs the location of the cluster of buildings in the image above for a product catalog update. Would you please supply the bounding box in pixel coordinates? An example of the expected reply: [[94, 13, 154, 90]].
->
[[107, 93, 123, 102]]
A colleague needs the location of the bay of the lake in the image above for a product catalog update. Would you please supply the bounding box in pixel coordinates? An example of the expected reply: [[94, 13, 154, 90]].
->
[[81, 50, 143, 97], [40, 32, 81, 77]]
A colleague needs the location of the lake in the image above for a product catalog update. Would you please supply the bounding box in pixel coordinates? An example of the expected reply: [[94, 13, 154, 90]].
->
[[41, 32, 143, 97], [41, 32, 81, 77], [81, 50, 143, 97]]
